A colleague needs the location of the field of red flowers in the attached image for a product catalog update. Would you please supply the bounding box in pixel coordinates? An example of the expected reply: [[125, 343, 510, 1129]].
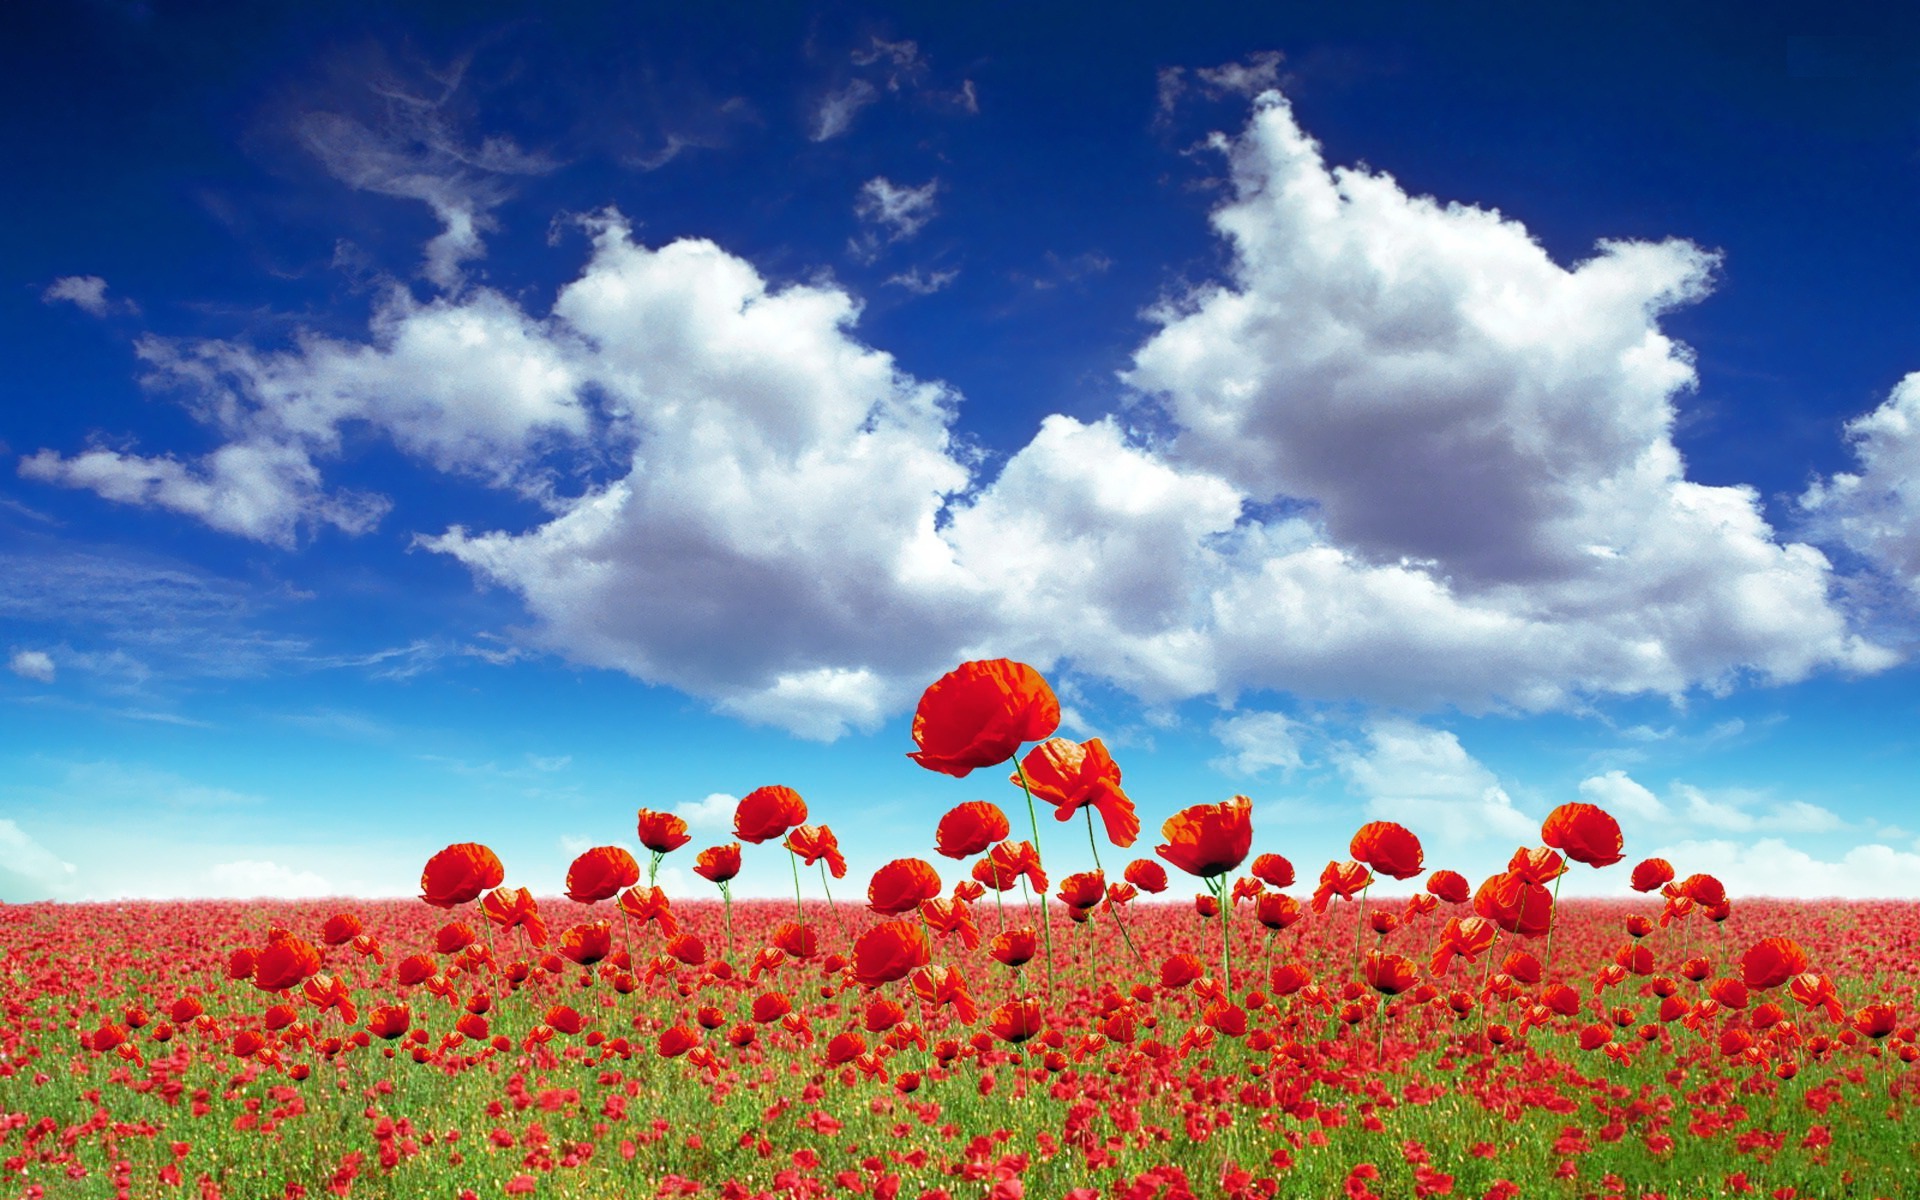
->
[[4, 662, 1917, 1199]]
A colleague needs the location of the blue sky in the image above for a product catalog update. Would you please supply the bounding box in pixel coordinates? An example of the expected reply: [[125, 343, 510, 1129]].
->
[[6, 3, 1920, 903]]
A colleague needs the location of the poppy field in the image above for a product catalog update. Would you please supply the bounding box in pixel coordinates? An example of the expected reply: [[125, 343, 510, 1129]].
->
[[4, 661, 1917, 1199]]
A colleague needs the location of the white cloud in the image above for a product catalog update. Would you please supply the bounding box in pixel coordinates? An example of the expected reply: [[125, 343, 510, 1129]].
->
[[8, 650, 55, 683], [1211, 711, 1306, 777], [1674, 783, 1846, 834], [1577, 769, 1669, 822], [201, 859, 337, 899], [1126, 88, 1889, 704], [853, 177, 940, 255], [672, 792, 738, 831], [1334, 719, 1536, 844], [0, 820, 78, 901], [42, 275, 133, 317], [811, 80, 878, 141], [1647, 837, 1920, 899], [1801, 371, 1920, 596], [885, 268, 958, 295]]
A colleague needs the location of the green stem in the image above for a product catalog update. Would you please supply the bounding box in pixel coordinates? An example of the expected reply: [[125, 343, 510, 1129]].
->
[[720, 883, 734, 963], [1349, 885, 1372, 982], [1543, 873, 1565, 982], [788, 850, 806, 924], [819, 861, 847, 940], [1083, 808, 1145, 972], [1215, 877, 1233, 991], [1012, 758, 1056, 1000]]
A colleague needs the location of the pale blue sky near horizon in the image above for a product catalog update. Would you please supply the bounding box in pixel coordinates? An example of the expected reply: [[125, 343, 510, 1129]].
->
[[6, 2, 1920, 903]]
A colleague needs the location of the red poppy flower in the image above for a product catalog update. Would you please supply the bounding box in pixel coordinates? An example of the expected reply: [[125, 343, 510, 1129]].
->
[[988, 996, 1045, 1044], [1630, 857, 1674, 893], [1156, 795, 1253, 879], [783, 824, 847, 878], [434, 922, 477, 955], [1123, 858, 1169, 894], [251, 937, 322, 992], [1054, 870, 1106, 915], [974, 839, 1047, 893], [636, 809, 691, 855], [546, 1005, 585, 1035], [1854, 1004, 1897, 1039], [656, 1026, 698, 1058], [1429, 916, 1497, 976], [771, 921, 818, 959], [1249, 853, 1295, 889], [919, 897, 982, 950], [989, 927, 1037, 968], [1506, 846, 1566, 885], [395, 954, 436, 986], [1014, 737, 1140, 848], [694, 844, 742, 884], [368, 1004, 411, 1040], [1741, 936, 1809, 991], [734, 785, 808, 845], [851, 920, 931, 987], [910, 964, 979, 1024], [1270, 961, 1312, 996], [666, 933, 707, 966], [935, 801, 1012, 860], [480, 886, 549, 947], [320, 914, 362, 946], [1160, 953, 1204, 988], [1255, 892, 1301, 931], [907, 659, 1061, 777], [1350, 821, 1424, 880], [419, 843, 505, 909], [1540, 803, 1624, 868], [1310, 860, 1374, 914], [616, 885, 679, 936], [565, 846, 641, 905], [1363, 950, 1419, 996], [1473, 871, 1553, 938], [1678, 873, 1726, 908], [559, 921, 613, 966], [868, 858, 943, 915], [1425, 870, 1470, 904]]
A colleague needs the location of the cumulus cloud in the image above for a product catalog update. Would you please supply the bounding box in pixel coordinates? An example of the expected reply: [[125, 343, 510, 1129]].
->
[[1210, 710, 1305, 777], [1801, 371, 1920, 597], [1333, 719, 1536, 843], [1576, 769, 1669, 822], [8, 650, 55, 683], [673, 792, 738, 831], [42, 275, 135, 317], [0, 820, 78, 901], [1648, 837, 1920, 899], [1674, 784, 1847, 834], [200, 859, 337, 899]]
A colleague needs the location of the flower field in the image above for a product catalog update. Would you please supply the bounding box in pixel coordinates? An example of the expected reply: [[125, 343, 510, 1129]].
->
[[4, 662, 1916, 1199]]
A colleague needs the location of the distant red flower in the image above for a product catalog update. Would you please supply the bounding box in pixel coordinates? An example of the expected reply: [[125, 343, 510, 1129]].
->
[[907, 659, 1060, 777], [1741, 936, 1809, 991], [565, 846, 640, 905], [368, 1004, 410, 1040], [784, 824, 847, 878], [771, 921, 818, 959], [910, 964, 979, 1024], [1678, 873, 1726, 908], [1159, 953, 1203, 989], [1473, 871, 1553, 938], [1311, 860, 1374, 914], [251, 937, 322, 992], [1429, 916, 1497, 976], [1425, 870, 1471, 904], [1156, 795, 1253, 879], [935, 801, 1012, 860], [434, 922, 477, 955], [395, 954, 436, 986], [1124, 858, 1169, 894], [694, 844, 742, 885], [988, 996, 1045, 1044], [558, 921, 613, 966], [868, 858, 943, 915], [1630, 857, 1675, 893], [419, 843, 505, 909], [1363, 950, 1418, 996], [667, 933, 707, 966], [480, 887, 549, 947], [1250, 853, 1295, 889], [1540, 803, 1624, 868], [636, 809, 691, 855], [320, 914, 362, 946], [1350, 822, 1423, 880], [851, 920, 930, 987], [919, 897, 982, 950], [656, 1026, 698, 1058], [735, 786, 808, 844], [546, 1005, 584, 1035], [1014, 737, 1140, 848]]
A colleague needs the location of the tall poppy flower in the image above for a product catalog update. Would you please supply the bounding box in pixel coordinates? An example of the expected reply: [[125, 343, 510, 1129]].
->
[[868, 858, 943, 916], [1350, 822, 1423, 880], [636, 809, 691, 855], [1311, 860, 1374, 914], [1741, 936, 1809, 991], [1630, 857, 1675, 893], [565, 846, 640, 905], [694, 844, 742, 884], [1363, 950, 1418, 996], [784, 824, 847, 878], [988, 996, 1044, 1044], [906, 660, 1060, 777], [989, 927, 1037, 968], [1250, 853, 1295, 889], [734, 786, 808, 845], [1155, 796, 1253, 879], [320, 914, 362, 946], [251, 937, 322, 992], [1124, 859, 1169, 894], [367, 1004, 410, 1040], [1013, 737, 1140, 848], [1540, 803, 1624, 868], [617, 885, 679, 937], [909, 964, 980, 1024], [1506, 846, 1566, 886], [851, 920, 931, 987], [1678, 873, 1726, 908], [1056, 870, 1106, 914], [1473, 871, 1553, 938], [1425, 869, 1471, 904], [559, 921, 613, 966], [419, 843, 505, 909], [935, 801, 1011, 860], [973, 840, 1047, 893], [481, 886, 549, 948]]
